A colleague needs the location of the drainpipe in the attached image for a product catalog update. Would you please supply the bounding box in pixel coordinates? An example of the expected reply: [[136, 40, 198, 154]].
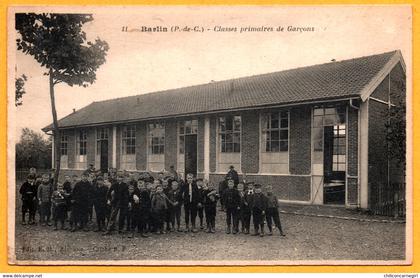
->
[[349, 99, 360, 110]]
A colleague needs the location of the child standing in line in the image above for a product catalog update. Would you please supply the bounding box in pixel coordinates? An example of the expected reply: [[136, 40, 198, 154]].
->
[[37, 174, 53, 226], [52, 183, 67, 230], [151, 185, 168, 234], [265, 185, 286, 237], [237, 182, 250, 234], [162, 179, 172, 232], [222, 178, 241, 234], [250, 184, 268, 237], [126, 183, 136, 232], [196, 178, 205, 230], [93, 176, 108, 232], [19, 174, 37, 225], [168, 180, 183, 232], [203, 182, 219, 233], [136, 179, 151, 237], [242, 182, 254, 234], [128, 181, 141, 238]]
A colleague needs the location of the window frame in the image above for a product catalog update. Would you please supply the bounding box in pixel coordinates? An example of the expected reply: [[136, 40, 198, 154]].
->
[[261, 111, 289, 152], [148, 122, 165, 155], [178, 119, 198, 154], [96, 127, 109, 155], [218, 115, 241, 153], [60, 134, 68, 156], [121, 125, 136, 155], [76, 129, 87, 156]]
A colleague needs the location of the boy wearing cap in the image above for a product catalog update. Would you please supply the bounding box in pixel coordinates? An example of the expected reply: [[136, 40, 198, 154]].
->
[[181, 173, 202, 233], [93, 176, 108, 232], [37, 174, 53, 226], [222, 179, 241, 234], [265, 185, 286, 236], [202, 182, 219, 233], [71, 173, 93, 232], [196, 178, 205, 230], [168, 180, 183, 232]]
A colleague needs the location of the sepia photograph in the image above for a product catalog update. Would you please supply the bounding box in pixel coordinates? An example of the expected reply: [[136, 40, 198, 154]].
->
[[7, 5, 412, 265]]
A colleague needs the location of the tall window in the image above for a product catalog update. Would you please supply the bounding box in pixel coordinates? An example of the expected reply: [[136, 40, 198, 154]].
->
[[96, 127, 109, 155], [219, 116, 241, 153], [262, 111, 289, 152], [122, 125, 136, 155], [333, 125, 346, 171], [178, 120, 198, 154], [76, 130, 87, 156], [60, 135, 68, 156], [148, 123, 165, 154]]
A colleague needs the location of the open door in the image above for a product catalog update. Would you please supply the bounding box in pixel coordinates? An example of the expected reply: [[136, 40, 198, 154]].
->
[[184, 134, 197, 177], [100, 139, 109, 173]]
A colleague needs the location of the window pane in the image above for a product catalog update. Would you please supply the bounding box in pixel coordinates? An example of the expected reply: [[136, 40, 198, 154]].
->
[[271, 130, 279, 141], [226, 117, 233, 131], [226, 133, 233, 143], [225, 143, 233, 153], [271, 114, 279, 129], [234, 116, 241, 131], [280, 118, 288, 128], [266, 141, 270, 152], [280, 130, 288, 140], [219, 118, 226, 132], [233, 143, 240, 153], [280, 111, 288, 119], [233, 133, 240, 144], [280, 140, 288, 152], [271, 141, 280, 152]]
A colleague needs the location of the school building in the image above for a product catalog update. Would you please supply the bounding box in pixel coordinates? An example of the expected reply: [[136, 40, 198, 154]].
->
[[43, 50, 406, 212]]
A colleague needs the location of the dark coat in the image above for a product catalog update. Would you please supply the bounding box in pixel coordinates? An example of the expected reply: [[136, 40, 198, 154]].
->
[[222, 188, 241, 209], [181, 182, 202, 205], [19, 181, 37, 201], [167, 189, 183, 207], [138, 190, 151, 210], [226, 169, 239, 185], [93, 185, 109, 210], [203, 189, 219, 208], [250, 192, 268, 211], [72, 180, 93, 207], [107, 182, 129, 208]]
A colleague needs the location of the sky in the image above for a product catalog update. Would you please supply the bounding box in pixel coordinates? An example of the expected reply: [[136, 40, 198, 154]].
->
[[10, 5, 411, 140]]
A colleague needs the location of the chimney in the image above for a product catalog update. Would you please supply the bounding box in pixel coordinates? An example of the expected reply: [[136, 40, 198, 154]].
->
[[72, 108, 76, 113]]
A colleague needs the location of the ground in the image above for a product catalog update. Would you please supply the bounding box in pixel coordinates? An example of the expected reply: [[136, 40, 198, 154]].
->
[[14, 202, 405, 263]]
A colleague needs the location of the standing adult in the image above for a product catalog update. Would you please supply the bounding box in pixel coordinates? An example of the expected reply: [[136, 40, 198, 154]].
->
[[181, 173, 202, 233], [225, 165, 239, 185]]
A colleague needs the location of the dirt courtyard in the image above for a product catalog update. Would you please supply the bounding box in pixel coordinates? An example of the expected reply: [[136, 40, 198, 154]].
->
[[14, 205, 405, 263]]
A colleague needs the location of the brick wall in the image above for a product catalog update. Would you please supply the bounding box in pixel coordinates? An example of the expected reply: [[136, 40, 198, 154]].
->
[[347, 177, 358, 206], [209, 117, 217, 173], [370, 76, 389, 102], [136, 122, 147, 171], [164, 119, 177, 171], [209, 173, 311, 201], [197, 117, 205, 172], [289, 106, 311, 175], [347, 106, 359, 205], [241, 111, 259, 173]]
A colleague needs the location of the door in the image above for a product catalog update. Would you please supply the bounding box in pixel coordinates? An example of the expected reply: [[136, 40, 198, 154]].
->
[[100, 139, 108, 173], [184, 134, 197, 177]]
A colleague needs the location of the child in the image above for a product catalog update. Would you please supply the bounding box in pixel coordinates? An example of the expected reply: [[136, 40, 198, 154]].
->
[[72, 173, 93, 232], [196, 179, 205, 230], [162, 179, 172, 232], [151, 185, 167, 234], [37, 174, 53, 226], [128, 181, 141, 238], [134, 179, 151, 237], [222, 179, 241, 234], [126, 183, 136, 232], [62, 175, 72, 222], [93, 177, 108, 232], [242, 182, 254, 234], [265, 185, 286, 236], [237, 182, 251, 234], [250, 184, 268, 237], [203, 182, 219, 233], [19, 174, 37, 225], [52, 183, 67, 230], [168, 180, 183, 232]]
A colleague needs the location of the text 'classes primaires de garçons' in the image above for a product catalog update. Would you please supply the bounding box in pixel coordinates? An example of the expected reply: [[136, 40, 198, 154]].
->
[[121, 25, 316, 33]]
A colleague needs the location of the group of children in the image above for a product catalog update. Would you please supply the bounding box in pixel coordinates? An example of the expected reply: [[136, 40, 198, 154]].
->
[[19, 169, 286, 238]]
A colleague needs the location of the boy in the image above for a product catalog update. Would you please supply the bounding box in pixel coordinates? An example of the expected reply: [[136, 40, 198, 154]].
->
[[71, 173, 93, 232], [181, 173, 202, 233], [19, 174, 37, 225], [202, 182, 219, 233], [133, 179, 151, 237], [237, 182, 251, 234], [126, 182, 137, 233], [242, 182, 254, 234], [265, 185, 286, 236], [128, 181, 141, 238], [196, 179, 205, 230], [151, 185, 167, 234], [162, 179, 172, 232], [167, 180, 183, 232], [62, 175, 72, 222], [37, 174, 53, 226], [250, 184, 268, 237], [222, 179, 241, 234], [52, 183, 68, 230], [103, 172, 129, 235], [93, 176, 108, 232]]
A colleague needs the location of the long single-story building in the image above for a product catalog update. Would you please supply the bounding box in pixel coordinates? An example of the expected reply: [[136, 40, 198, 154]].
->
[[43, 50, 406, 210]]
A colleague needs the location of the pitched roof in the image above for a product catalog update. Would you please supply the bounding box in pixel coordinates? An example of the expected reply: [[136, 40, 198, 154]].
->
[[43, 50, 403, 131]]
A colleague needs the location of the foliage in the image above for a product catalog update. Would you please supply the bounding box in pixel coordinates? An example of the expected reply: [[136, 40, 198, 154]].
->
[[15, 74, 27, 106], [16, 128, 51, 169]]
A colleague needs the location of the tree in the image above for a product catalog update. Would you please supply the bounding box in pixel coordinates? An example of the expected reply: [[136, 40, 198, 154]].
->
[[15, 13, 109, 188], [16, 128, 52, 170], [15, 74, 27, 106]]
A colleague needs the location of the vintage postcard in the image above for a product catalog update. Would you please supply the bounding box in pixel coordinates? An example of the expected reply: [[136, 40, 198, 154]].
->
[[7, 5, 412, 265]]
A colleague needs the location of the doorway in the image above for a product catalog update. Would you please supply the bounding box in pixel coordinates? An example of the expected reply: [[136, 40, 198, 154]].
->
[[99, 139, 108, 173], [184, 134, 197, 177], [323, 125, 346, 205]]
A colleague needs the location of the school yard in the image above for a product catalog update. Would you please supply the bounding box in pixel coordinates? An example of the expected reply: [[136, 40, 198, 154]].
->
[[14, 196, 406, 262]]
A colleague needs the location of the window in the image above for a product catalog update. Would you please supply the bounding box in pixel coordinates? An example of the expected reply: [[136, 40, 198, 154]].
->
[[76, 130, 87, 156], [122, 125, 136, 155], [96, 127, 109, 155], [179, 120, 198, 154], [332, 125, 346, 171], [262, 111, 289, 152], [148, 123, 165, 154], [60, 135, 68, 156], [219, 116, 241, 153]]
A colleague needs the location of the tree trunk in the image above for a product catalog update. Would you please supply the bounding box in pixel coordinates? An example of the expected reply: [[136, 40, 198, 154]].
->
[[49, 68, 60, 189]]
